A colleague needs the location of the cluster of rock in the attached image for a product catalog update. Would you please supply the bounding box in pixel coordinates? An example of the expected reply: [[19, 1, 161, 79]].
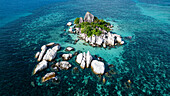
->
[[55, 61, 72, 70], [62, 54, 72, 60], [41, 72, 60, 84], [76, 51, 105, 75], [32, 43, 114, 84], [33, 43, 61, 75], [68, 12, 124, 48], [79, 32, 124, 47], [33, 43, 75, 83]]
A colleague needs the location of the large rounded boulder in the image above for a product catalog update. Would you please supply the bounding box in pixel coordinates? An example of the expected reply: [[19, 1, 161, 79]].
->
[[91, 60, 105, 75]]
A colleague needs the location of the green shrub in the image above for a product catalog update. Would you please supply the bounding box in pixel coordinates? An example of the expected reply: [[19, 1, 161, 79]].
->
[[74, 18, 80, 24], [74, 16, 111, 36], [95, 29, 102, 36]]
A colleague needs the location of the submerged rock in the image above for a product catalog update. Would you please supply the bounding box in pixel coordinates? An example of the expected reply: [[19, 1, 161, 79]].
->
[[74, 39, 79, 44], [105, 72, 112, 78], [108, 69, 116, 75], [73, 51, 79, 56], [31, 81, 35, 87], [51, 64, 59, 71], [51, 76, 60, 84], [62, 54, 72, 60], [42, 72, 55, 82], [128, 80, 131, 84], [108, 64, 114, 68], [65, 47, 74, 51], [33, 60, 48, 75], [37, 45, 47, 61], [103, 77, 106, 84], [56, 61, 72, 70], [91, 60, 105, 75], [72, 67, 79, 74]]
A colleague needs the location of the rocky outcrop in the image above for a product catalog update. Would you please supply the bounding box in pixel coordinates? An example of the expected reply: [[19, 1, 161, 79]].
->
[[103, 41, 107, 48], [67, 22, 72, 26], [56, 61, 72, 70], [79, 17, 83, 24], [43, 44, 60, 61], [76, 53, 83, 64], [69, 27, 73, 33], [120, 41, 124, 45], [96, 36, 103, 46], [52, 44, 61, 51], [91, 60, 105, 75], [69, 12, 124, 49], [80, 52, 86, 69], [76, 51, 93, 69], [42, 72, 55, 82], [86, 51, 93, 68], [33, 60, 48, 75], [84, 12, 94, 23], [65, 47, 74, 51], [75, 28, 81, 34], [43, 49, 55, 61], [80, 59, 86, 69], [62, 54, 72, 60], [78, 31, 124, 48], [37, 45, 47, 61], [80, 33, 86, 40], [46, 42, 55, 47], [35, 52, 40, 58], [88, 37, 92, 43], [85, 37, 88, 42], [91, 35, 96, 44]]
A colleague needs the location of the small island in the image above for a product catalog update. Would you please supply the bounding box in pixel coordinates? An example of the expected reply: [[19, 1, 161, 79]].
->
[[31, 12, 128, 86], [68, 12, 124, 48]]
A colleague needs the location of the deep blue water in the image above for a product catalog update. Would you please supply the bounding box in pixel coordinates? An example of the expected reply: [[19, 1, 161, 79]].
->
[[0, 0, 169, 95]]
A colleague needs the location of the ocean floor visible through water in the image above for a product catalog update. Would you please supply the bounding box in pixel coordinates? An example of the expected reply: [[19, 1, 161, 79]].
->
[[0, 0, 169, 95]]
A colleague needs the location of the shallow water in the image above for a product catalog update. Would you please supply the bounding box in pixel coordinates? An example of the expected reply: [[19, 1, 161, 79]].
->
[[0, 0, 169, 95]]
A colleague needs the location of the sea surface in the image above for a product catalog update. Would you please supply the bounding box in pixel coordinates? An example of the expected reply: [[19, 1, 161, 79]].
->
[[0, 0, 169, 95]]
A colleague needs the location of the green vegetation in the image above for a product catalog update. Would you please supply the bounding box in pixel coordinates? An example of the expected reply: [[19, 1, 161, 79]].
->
[[75, 16, 111, 37], [74, 17, 80, 24]]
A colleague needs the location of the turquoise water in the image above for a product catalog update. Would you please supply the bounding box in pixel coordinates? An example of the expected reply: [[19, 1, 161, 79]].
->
[[0, 0, 169, 95]]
